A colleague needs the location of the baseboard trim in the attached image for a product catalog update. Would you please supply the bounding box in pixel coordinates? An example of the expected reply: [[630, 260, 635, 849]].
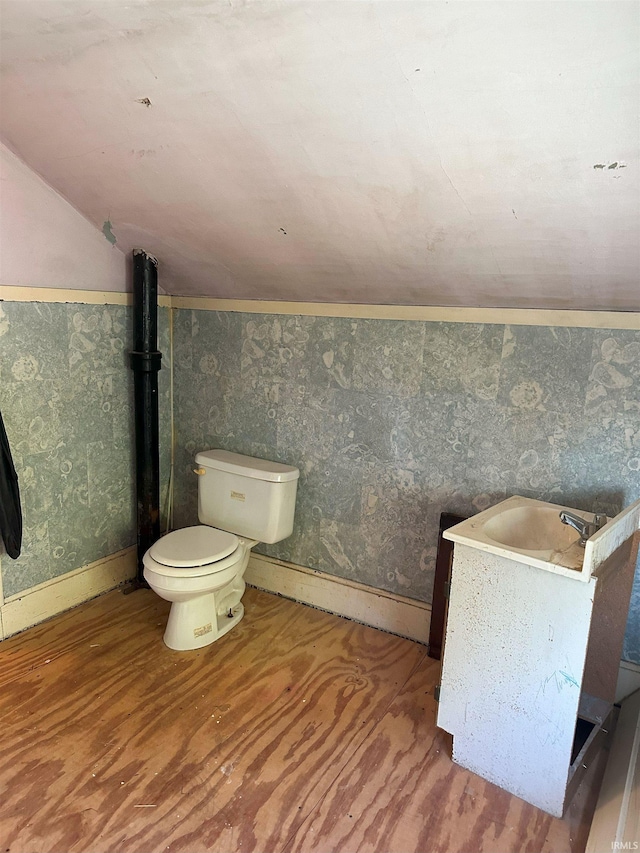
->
[[0, 547, 137, 640], [245, 552, 431, 644], [1, 542, 636, 688]]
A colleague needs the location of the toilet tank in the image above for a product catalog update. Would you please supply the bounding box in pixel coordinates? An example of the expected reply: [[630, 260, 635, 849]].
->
[[194, 450, 299, 544]]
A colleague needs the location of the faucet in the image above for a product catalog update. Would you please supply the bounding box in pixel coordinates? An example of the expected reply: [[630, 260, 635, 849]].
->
[[559, 510, 607, 547]]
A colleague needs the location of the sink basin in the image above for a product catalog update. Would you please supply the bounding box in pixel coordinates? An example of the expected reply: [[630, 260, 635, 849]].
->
[[443, 494, 640, 582], [483, 505, 580, 553]]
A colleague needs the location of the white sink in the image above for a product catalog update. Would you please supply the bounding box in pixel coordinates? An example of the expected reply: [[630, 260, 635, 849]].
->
[[483, 504, 580, 553], [443, 495, 640, 581]]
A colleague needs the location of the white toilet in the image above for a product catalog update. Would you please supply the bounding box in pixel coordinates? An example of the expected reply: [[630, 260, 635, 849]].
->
[[143, 449, 299, 650]]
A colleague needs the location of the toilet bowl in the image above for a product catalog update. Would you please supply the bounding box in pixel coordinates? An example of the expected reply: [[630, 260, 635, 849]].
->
[[143, 525, 258, 650], [143, 449, 299, 651]]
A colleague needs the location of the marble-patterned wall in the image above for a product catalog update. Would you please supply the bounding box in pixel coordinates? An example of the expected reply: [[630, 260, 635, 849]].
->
[[0, 301, 172, 599], [4, 300, 636, 661], [171, 310, 640, 663]]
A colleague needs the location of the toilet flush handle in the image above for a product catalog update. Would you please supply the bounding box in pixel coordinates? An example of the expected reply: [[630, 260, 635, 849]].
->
[[193, 467, 207, 476]]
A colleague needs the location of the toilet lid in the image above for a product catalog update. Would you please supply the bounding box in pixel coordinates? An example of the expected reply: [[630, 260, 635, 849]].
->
[[149, 526, 238, 568]]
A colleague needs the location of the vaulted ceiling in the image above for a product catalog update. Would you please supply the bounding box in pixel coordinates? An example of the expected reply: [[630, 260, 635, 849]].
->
[[1, 1, 638, 310]]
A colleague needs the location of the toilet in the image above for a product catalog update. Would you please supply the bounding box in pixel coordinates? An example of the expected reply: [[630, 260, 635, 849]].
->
[[143, 449, 299, 650]]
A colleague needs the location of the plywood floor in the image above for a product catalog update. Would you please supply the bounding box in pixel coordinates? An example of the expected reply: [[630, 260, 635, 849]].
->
[[0, 586, 604, 853]]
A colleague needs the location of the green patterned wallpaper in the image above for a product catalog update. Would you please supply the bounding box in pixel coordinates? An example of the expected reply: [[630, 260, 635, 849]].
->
[[1, 300, 638, 663], [0, 301, 171, 599], [170, 310, 640, 663]]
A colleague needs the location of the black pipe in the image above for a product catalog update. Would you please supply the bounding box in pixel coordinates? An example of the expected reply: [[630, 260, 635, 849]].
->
[[129, 249, 162, 587]]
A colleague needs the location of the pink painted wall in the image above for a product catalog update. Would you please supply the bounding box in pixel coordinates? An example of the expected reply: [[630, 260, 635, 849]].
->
[[0, 142, 127, 292]]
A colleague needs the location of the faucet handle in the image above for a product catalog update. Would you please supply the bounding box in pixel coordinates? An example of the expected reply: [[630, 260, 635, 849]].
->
[[593, 513, 607, 529]]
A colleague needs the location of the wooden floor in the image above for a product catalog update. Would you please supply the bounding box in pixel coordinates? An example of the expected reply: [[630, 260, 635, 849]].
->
[[0, 586, 604, 853]]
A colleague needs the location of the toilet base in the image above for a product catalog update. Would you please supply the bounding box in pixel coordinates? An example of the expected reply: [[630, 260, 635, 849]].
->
[[163, 595, 245, 651]]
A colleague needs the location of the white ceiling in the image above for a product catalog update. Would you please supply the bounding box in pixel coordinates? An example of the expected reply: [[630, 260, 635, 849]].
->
[[1, 1, 638, 310]]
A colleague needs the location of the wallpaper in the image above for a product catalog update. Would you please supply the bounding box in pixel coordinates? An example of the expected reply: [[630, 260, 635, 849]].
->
[[0, 301, 171, 599], [171, 311, 640, 663], [1, 301, 638, 662]]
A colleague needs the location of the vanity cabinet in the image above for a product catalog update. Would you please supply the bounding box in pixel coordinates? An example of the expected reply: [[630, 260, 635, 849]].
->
[[436, 496, 640, 817]]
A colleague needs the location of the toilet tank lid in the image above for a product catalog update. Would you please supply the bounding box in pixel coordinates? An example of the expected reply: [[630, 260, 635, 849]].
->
[[195, 450, 300, 483]]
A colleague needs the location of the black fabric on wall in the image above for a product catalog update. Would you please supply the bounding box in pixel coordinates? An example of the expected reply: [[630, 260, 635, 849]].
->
[[0, 408, 22, 559]]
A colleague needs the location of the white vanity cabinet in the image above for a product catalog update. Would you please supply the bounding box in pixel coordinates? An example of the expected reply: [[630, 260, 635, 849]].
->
[[436, 496, 640, 817]]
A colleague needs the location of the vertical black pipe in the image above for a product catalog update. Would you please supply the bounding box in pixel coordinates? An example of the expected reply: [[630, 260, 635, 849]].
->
[[129, 249, 162, 586]]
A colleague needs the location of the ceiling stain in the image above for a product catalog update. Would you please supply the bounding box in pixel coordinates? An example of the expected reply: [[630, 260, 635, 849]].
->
[[593, 162, 627, 170]]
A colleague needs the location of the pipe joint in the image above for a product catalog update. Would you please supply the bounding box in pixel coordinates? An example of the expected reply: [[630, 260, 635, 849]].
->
[[129, 351, 163, 372]]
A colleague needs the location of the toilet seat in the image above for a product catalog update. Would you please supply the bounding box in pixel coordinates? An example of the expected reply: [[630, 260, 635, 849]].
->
[[149, 526, 239, 571]]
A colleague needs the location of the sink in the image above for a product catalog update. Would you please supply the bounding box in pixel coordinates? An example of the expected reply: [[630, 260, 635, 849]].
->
[[442, 495, 640, 582], [443, 496, 595, 578], [483, 505, 580, 553], [443, 495, 640, 581]]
